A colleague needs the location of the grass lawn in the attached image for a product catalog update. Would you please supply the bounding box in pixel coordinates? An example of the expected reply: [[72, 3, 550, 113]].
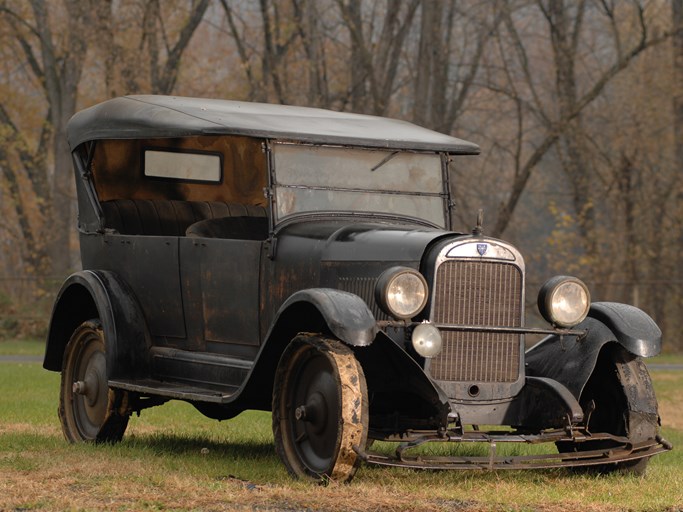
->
[[0, 337, 45, 356], [0, 359, 681, 511]]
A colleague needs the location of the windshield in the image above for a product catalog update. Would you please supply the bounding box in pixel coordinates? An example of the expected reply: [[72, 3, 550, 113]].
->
[[271, 143, 447, 227]]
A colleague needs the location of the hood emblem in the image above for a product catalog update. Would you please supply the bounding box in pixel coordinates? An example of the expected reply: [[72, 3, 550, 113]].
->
[[477, 243, 488, 256]]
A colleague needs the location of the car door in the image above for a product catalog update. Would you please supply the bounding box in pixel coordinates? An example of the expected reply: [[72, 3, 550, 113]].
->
[[179, 237, 263, 357], [81, 233, 187, 341]]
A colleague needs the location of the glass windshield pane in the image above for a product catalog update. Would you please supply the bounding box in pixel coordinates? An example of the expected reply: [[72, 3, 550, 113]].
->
[[272, 143, 446, 226]]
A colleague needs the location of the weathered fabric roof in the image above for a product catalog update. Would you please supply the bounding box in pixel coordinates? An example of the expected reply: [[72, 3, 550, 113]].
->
[[67, 95, 480, 154]]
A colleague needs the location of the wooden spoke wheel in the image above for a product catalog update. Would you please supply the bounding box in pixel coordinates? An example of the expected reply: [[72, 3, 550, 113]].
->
[[59, 319, 128, 443], [273, 335, 368, 483]]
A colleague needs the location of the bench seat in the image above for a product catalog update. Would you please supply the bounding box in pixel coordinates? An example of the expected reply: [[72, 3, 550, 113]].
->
[[100, 199, 267, 238]]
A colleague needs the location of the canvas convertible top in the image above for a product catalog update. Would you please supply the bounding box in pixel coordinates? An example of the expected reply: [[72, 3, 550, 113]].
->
[[67, 95, 480, 154]]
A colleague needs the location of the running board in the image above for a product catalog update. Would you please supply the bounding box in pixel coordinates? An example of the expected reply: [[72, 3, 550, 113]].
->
[[150, 347, 253, 390], [356, 435, 672, 471], [109, 378, 237, 403]]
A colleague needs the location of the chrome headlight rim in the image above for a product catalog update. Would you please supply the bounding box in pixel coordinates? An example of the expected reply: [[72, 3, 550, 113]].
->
[[538, 275, 591, 328], [375, 266, 429, 320]]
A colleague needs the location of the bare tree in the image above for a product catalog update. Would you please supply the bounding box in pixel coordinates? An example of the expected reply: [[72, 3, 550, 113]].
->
[[337, 0, 420, 115], [412, 1, 498, 133], [93, 0, 210, 97], [221, 0, 313, 105], [0, 0, 210, 279], [673, 0, 683, 243], [675, 0, 683, 171], [672, 0, 683, 347], [292, 0, 329, 107], [0, 0, 91, 276], [486, 0, 673, 245]]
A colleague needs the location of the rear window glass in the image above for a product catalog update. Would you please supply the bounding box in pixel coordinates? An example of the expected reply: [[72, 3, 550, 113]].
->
[[144, 150, 222, 182]]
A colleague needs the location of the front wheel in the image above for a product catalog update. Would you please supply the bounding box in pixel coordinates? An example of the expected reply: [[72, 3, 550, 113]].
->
[[557, 345, 660, 475], [59, 319, 128, 443], [272, 335, 369, 483]]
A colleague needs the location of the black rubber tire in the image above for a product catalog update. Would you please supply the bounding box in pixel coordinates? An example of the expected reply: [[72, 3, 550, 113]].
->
[[557, 346, 659, 475], [272, 335, 369, 483], [59, 319, 128, 443]]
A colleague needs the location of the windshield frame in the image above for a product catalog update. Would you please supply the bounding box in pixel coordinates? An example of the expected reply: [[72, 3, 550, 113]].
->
[[267, 141, 452, 230]]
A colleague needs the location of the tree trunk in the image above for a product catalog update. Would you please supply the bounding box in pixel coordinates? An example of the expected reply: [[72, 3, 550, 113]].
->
[[50, 122, 76, 276], [338, 0, 419, 115], [413, 0, 440, 127], [672, 0, 683, 350], [32, 0, 88, 276], [545, 0, 601, 281], [340, 0, 369, 112], [674, 0, 683, 171], [299, 0, 328, 107]]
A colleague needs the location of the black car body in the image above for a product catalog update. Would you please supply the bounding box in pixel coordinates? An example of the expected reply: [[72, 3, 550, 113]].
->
[[44, 95, 670, 482]]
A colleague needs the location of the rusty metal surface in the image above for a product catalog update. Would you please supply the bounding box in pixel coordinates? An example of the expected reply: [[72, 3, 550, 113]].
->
[[109, 378, 237, 403], [356, 433, 672, 471]]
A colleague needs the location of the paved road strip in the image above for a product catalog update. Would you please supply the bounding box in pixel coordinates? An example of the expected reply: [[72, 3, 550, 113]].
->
[[0, 355, 43, 363]]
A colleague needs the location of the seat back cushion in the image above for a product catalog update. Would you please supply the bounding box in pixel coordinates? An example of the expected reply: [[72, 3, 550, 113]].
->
[[101, 199, 267, 236], [185, 216, 269, 240]]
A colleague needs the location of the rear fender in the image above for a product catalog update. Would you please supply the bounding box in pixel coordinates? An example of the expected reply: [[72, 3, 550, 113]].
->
[[525, 302, 661, 400], [44, 270, 150, 379]]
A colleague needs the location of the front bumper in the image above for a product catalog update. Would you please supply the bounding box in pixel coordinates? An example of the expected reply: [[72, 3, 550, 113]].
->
[[355, 429, 672, 471]]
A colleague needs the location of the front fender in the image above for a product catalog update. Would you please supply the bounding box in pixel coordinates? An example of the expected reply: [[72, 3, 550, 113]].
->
[[233, 288, 378, 410], [271, 289, 448, 424], [44, 270, 150, 379], [525, 302, 661, 400], [587, 302, 661, 357], [240, 288, 449, 423], [277, 288, 379, 346]]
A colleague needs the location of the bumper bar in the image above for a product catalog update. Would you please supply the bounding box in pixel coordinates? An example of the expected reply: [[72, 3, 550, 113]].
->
[[355, 432, 672, 471]]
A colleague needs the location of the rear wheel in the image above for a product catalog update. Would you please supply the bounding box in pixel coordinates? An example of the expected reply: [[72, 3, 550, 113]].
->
[[272, 335, 368, 483], [59, 319, 128, 443], [558, 346, 659, 475]]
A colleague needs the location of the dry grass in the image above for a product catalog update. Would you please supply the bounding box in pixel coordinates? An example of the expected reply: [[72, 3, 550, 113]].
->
[[659, 400, 683, 431], [0, 440, 477, 512], [3, 438, 677, 512], [654, 370, 683, 431], [1, 363, 681, 512]]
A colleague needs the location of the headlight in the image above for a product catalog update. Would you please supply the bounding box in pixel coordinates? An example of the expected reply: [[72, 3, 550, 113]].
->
[[375, 266, 428, 320], [538, 276, 591, 328], [411, 323, 442, 358]]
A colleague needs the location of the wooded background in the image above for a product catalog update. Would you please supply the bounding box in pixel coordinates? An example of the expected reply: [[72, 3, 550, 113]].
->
[[0, 0, 682, 350]]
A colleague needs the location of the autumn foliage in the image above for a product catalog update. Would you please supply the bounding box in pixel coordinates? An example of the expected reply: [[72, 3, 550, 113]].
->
[[0, 0, 681, 349]]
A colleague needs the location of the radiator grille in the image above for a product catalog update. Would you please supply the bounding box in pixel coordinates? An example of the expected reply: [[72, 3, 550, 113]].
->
[[337, 276, 388, 320], [430, 260, 522, 383]]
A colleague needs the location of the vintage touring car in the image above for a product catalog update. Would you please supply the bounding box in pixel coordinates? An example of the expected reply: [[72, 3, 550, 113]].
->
[[44, 95, 670, 482]]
